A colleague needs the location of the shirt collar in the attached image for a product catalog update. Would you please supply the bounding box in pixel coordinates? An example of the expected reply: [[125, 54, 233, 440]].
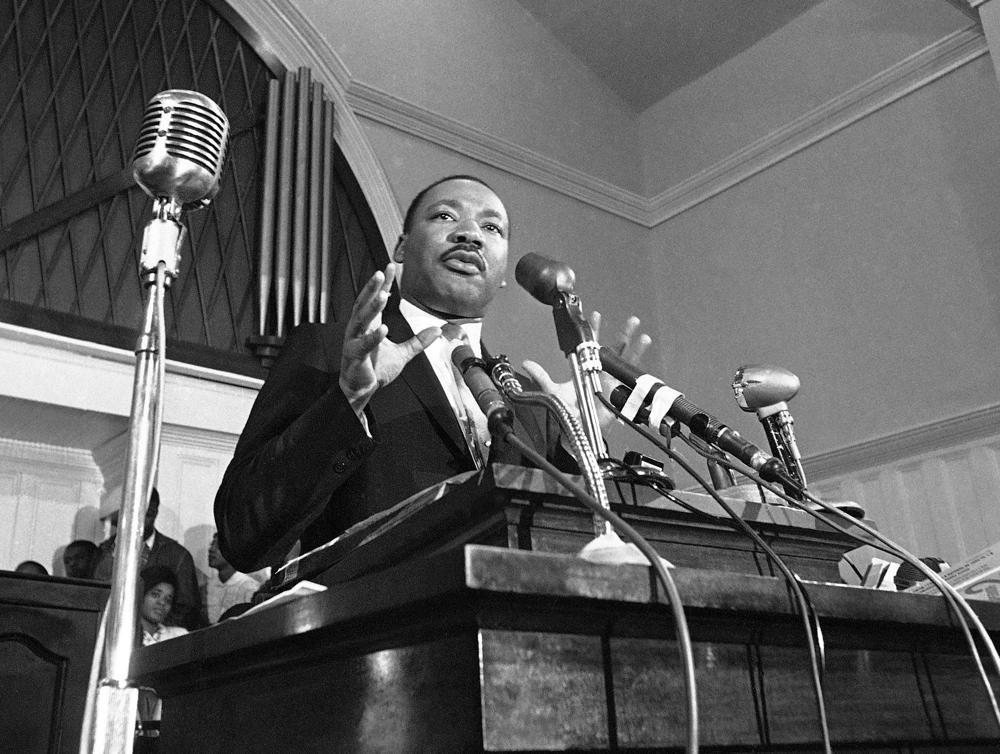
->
[[399, 298, 483, 356]]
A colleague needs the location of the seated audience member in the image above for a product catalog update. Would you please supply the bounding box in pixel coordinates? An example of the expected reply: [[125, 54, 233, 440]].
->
[[138, 565, 189, 645], [95, 488, 204, 629], [63, 539, 99, 579], [136, 565, 188, 751], [206, 531, 259, 623], [15, 560, 48, 576]]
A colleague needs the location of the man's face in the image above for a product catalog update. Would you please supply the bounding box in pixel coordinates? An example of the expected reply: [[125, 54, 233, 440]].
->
[[394, 179, 509, 318], [208, 534, 225, 569], [106, 496, 159, 537], [63, 545, 95, 578]]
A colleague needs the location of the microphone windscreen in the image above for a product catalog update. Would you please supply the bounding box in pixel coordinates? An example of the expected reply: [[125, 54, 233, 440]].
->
[[732, 365, 800, 411], [515, 253, 576, 304], [132, 89, 229, 208]]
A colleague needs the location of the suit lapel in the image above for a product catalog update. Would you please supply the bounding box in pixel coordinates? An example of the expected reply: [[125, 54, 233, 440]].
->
[[379, 301, 473, 463]]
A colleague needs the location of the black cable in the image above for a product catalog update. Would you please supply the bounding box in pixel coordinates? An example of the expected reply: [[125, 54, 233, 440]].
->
[[496, 427, 699, 754], [692, 439, 1000, 733], [598, 393, 833, 753]]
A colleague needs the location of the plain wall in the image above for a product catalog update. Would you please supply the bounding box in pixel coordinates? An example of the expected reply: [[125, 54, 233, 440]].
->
[[644, 56, 1000, 455]]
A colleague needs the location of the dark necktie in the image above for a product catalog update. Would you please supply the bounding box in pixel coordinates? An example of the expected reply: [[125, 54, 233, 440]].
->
[[441, 323, 490, 468]]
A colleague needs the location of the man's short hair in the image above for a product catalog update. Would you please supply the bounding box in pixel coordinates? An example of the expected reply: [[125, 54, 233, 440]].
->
[[15, 560, 48, 576], [401, 174, 500, 235], [65, 539, 98, 556]]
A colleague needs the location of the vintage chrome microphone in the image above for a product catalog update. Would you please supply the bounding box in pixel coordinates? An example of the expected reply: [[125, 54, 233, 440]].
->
[[132, 89, 229, 280], [731, 364, 807, 494], [87, 90, 228, 754]]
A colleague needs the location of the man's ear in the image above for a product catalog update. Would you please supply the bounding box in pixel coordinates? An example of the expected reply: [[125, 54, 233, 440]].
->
[[392, 234, 406, 263]]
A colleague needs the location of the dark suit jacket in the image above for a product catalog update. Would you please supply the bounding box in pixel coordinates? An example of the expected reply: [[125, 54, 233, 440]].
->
[[94, 529, 204, 630], [216, 297, 574, 572]]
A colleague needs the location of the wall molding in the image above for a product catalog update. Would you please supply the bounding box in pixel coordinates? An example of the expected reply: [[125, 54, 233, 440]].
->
[[0, 438, 103, 477], [648, 26, 988, 225], [345, 25, 986, 228], [221, 4, 986, 232], [0, 323, 260, 439], [347, 82, 650, 224], [804, 402, 1000, 480], [160, 425, 239, 454]]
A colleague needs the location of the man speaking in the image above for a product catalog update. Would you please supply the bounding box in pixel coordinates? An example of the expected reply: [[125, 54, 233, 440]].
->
[[215, 175, 645, 572]]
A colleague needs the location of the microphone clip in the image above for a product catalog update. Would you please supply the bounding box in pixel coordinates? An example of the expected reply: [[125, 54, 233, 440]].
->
[[550, 290, 596, 359], [139, 208, 185, 283], [453, 351, 487, 376]]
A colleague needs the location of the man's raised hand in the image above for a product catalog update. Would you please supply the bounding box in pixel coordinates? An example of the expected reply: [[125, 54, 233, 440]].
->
[[339, 263, 440, 415], [521, 311, 651, 432]]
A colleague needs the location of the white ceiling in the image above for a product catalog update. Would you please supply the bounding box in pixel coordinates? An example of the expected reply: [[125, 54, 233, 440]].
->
[[514, 0, 969, 111]]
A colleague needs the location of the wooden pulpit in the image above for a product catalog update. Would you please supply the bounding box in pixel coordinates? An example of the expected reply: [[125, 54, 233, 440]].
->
[[131, 468, 1000, 751]]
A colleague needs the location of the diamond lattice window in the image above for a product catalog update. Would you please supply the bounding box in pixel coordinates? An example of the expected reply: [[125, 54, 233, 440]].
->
[[0, 0, 383, 375]]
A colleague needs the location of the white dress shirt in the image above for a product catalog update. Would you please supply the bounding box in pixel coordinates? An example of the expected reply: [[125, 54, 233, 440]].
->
[[399, 298, 490, 466]]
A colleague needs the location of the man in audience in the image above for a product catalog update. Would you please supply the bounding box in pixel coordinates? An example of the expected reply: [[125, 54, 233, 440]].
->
[[62, 539, 99, 579], [206, 531, 259, 623], [95, 488, 204, 629]]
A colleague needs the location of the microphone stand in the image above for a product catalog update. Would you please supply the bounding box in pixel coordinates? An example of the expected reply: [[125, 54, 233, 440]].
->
[[548, 290, 607, 464], [540, 293, 661, 564], [88, 198, 184, 754], [491, 357, 652, 564], [758, 405, 807, 495]]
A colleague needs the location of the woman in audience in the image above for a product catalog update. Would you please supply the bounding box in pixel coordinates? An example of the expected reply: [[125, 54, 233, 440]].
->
[[136, 566, 188, 750], [138, 566, 188, 645]]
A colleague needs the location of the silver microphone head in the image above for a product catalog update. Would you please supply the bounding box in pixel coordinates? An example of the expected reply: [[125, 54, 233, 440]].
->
[[131, 90, 229, 209], [732, 364, 801, 415]]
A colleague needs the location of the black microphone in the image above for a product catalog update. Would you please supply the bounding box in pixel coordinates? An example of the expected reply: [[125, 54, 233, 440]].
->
[[514, 252, 576, 305], [601, 349, 791, 486], [132, 90, 229, 209], [451, 344, 515, 437]]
